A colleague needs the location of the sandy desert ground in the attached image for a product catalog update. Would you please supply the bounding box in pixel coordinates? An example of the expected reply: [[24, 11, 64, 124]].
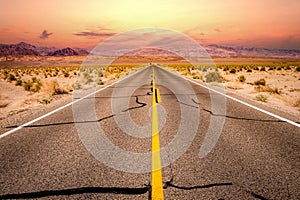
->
[[167, 58, 300, 117], [0, 56, 142, 129], [0, 56, 299, 130]]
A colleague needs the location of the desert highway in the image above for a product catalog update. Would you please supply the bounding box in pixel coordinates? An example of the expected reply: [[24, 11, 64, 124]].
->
[[0, 65, 299, 199]]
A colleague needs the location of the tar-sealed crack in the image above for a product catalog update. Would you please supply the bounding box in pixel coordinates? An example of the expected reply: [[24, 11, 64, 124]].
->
[[5, 94, 149, 129], [0, 184, 151, 199]]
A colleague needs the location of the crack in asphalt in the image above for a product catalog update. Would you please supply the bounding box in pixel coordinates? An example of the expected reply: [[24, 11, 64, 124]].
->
[[5, 94, 150, 129], [122, 95, 148, 112], [250, 191, 269, 200], [0, 181, 270, 200], [162, 177, 269, 200], [164, 178, 233, 190], [0, 185, 151, 199], [4, 114, 116, 128], [191, 98, 294, 123]]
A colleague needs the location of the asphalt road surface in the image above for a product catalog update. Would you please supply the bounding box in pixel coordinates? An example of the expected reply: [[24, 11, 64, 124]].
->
[[1, 65, 299, 199]]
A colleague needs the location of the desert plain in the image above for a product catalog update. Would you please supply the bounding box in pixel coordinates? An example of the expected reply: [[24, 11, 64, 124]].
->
[[0, 55, 299, 130]]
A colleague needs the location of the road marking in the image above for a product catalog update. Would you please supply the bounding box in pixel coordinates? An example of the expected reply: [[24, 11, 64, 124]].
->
[[0, 68, 146, 139], [151, 68, 164, 200], [158, 65, 300, 128]]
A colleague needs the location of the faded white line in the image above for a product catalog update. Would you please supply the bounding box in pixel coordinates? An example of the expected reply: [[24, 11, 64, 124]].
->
[[0, 67, 147, 139], [159, 66, 300, 128]]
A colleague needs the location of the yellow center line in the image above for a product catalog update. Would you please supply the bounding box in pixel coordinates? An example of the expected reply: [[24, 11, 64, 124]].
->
[[151, 67, 164, 200]]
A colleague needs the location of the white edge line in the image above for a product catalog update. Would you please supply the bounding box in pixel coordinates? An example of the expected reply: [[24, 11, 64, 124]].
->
[[0, 67, 147, 139], [158, 65, 300, 128]]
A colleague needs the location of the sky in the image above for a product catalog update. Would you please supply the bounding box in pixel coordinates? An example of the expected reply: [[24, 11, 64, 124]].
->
[[0, 0, 299, 50]]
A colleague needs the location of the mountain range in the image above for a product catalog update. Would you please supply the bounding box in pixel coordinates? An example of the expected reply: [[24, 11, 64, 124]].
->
[[0, 42, 89, 56], [0, 42, 299, 58], [205, 44, 300, 58]]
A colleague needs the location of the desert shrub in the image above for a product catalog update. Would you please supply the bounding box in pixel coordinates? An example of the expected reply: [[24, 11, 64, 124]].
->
[[53, 82, 68, 95], [296, 66, 300, 72], [260, 66, 266, 71], [2, 71, 9, 79], [96, 70, 102, 77], [83, 72, 90, 79], [246, 69, 252, 72], [15, 79, 23, 86], [32, 77, 39, 83], [254, 86, 263, 92], [73, 82, 82, 90], [97, 79, 104, 85], [82, 72, 93, 84], [26, 77, 42, 92], [229, 68, 236, 74], [38, 98, 52, 105], [63, 71, 70, 77], [22, 81, 33, 91], [54, 87, 66, 95], [254, 78, 266, 86], [31, 83, 41, 92], [223, 66, 229, 71], [193, 75, 201, 79], [50, 81, 67, 95], [7, 73, 16, 82], [85, 78, 93, 84], [238, 75, 246, 83], [253, 66, 259, 70], [276, 67, 282, 71], [255, 94, 268, 102], [205, 72, 222, 83], [268, 67, 274, 71], [180, 71, 187, 75], [266, 87, 282, 95]]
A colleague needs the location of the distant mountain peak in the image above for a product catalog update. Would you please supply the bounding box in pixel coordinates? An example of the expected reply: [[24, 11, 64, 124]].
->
[[47, 47, 79, 56], [0, 42, 38, 56], [0, 42, 90, 56], [17, 41, 36, 47]]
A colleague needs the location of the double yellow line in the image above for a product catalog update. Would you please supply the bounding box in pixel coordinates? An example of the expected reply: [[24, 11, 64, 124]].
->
[[151, 67, 164, 200]]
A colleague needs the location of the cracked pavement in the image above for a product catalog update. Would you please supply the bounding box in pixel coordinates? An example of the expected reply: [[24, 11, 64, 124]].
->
[[1, 65, 299, 199]]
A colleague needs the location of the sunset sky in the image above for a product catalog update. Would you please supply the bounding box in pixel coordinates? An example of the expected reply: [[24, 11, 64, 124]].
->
[[0, 0, 299, 49]]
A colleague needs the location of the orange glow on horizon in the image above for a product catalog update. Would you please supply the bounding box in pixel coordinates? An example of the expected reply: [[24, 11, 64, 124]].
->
[[0, 0, 299, 49]]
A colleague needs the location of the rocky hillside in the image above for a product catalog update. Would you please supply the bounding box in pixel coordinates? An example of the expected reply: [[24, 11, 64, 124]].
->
[[47, 47, 79, 56], [0, 42, 39, 56], [205, 44, 300, 58], [0, 42, 89, 56]]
